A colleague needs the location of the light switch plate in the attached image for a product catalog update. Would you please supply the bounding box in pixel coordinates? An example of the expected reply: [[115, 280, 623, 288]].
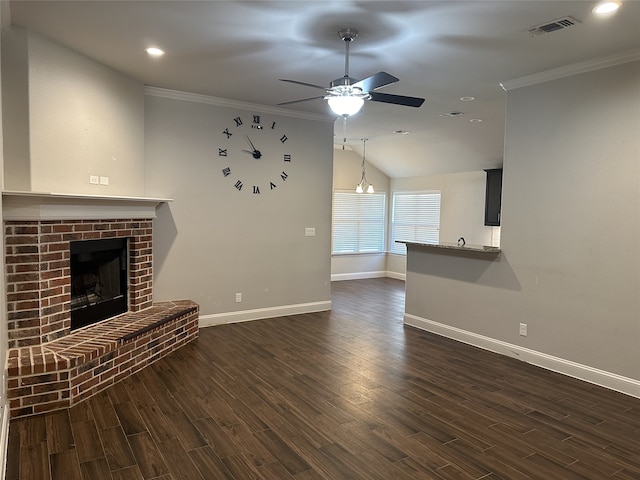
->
[[519, 323, 528, 336], [305, 227, 316, 237]]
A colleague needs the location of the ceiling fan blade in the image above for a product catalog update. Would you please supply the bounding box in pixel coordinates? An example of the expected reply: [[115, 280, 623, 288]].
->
[[352, 71, 399, 93], [279, 79, 328, 91], [277, 95, 326, 106], [369, 91, 425, 107]]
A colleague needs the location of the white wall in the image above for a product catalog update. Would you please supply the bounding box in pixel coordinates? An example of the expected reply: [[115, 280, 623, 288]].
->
[[2, 27, 145, 195], [144, 92, 334, 323], [404, 60, 640, 395]]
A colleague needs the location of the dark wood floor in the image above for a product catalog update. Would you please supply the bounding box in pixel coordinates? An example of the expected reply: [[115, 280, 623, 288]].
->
[[6, 278, 640, 479]]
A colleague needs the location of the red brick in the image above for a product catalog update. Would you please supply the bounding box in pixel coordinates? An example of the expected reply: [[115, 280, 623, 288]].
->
[[11, 226, 39, 234], [33, 382, 68, 394], [41, 234, 63, 243], [6, 219, 200, 417], [52, 224, 74, 233], [6, 235, 39, 245], [33, 400, 70, 414]]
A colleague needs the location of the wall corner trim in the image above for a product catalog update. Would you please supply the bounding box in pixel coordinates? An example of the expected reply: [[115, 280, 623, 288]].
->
[[404, 313, 640, 399], [500, 48, 640, 91]]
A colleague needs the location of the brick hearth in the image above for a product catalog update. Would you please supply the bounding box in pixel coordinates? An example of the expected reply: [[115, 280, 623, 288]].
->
[[4, 214, 199, 418], [7, 300, 198, 417]]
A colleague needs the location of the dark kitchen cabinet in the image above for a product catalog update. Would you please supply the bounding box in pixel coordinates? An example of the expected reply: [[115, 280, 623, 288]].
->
[[484, 168, 502, 226]]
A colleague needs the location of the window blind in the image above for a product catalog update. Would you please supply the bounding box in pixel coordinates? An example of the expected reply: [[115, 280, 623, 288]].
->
[[390, 191, 441, 255], [332, 192, 386, 254]]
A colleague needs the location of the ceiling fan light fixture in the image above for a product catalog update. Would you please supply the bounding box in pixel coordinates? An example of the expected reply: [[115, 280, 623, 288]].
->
[[278, 27, 424, 111], [327, 96, 365, 116]]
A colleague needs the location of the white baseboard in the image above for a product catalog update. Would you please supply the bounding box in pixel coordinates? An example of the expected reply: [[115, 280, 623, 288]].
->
[[0, 402, 9, 480], [330, 271, 405, 281], [199, 300, 332, 327], [404, 313, 640, 399], [331, 271, 387, 281], [386, 271, 406, 281]]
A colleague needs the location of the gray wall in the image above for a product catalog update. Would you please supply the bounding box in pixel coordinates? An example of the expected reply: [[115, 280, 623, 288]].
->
[[1, 26, 29, 190], [331, 147, 500, 280], [389, 171, 500, 278], [2, 27, 145, 195], [331, 146, 390, 280], [391, 171, 498, 247], [0, 0, 9, 438], [1, 27, 335, 324], [144, 92, 334, 321], [405, 60, 640, 393]]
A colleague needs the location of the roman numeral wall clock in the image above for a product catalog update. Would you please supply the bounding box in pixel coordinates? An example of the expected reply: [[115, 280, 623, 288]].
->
[[218, 113, 292, 195]]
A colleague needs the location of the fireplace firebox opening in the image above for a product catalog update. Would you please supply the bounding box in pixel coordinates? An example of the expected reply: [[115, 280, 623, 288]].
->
[[70, 237, 128, 330]]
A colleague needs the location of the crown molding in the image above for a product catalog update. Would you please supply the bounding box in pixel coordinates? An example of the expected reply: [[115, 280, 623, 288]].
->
[[500, 49, 640, 91], [145, 86, 333, 123]]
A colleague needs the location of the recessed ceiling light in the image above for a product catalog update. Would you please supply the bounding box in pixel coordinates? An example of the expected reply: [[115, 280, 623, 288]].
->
[[470, 119, 483, 123], [460, 96, 475, 101], [146, 47, 165, 57], [393, 130, 411, 135], [593, 1, 621, 15]]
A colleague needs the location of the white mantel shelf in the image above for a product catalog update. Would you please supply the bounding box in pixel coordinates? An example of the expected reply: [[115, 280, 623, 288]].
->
[[398, 240, 501, 258], [2, 191, 173, 221]]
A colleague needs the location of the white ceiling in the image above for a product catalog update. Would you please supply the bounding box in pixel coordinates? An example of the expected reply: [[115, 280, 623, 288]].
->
[[7, 1, 640, 178]]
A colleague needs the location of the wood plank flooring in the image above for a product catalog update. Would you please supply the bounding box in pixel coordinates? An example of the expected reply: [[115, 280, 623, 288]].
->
[[6, 278, 640, 479]]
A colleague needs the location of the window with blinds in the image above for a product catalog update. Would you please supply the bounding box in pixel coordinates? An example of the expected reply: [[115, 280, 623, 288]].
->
[[390, 191, 441, 255], [332, 191, 386, 254]]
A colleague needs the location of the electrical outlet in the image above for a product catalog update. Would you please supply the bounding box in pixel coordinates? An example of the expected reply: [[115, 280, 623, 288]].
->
[[519, 323, 528, 336], [99, 176, 109, 185], [235, 292, 242, 303], [89, 175, 99, 185]]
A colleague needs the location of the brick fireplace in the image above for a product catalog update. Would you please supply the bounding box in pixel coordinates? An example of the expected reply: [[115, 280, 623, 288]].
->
[[3, 193, 199, 418], [6, 218, 153, 347]]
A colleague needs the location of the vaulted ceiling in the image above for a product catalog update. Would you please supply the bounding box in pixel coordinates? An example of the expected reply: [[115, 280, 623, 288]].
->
[[7, 1, 640, 178]]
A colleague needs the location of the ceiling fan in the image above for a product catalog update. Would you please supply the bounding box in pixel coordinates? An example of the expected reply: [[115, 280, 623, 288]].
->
[[278, 28, 425, 117]]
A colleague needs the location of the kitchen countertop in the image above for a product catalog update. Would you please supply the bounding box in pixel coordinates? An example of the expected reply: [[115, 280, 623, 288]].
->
[[397, 240, 501, 257]]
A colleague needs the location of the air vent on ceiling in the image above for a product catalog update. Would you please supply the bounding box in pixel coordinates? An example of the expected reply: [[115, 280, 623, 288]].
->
[[529, 16, 581, 36], [439, 111, 464, 118]]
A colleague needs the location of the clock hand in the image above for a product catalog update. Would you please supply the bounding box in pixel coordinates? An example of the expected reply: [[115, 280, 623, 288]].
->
[[245, 135, 262, 159], [242, 148, 262, 159], [245, 135, 257, 150]]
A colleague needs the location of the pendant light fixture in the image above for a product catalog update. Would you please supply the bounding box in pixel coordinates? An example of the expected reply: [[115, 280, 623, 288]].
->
[[356, 138, 374, 193]]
